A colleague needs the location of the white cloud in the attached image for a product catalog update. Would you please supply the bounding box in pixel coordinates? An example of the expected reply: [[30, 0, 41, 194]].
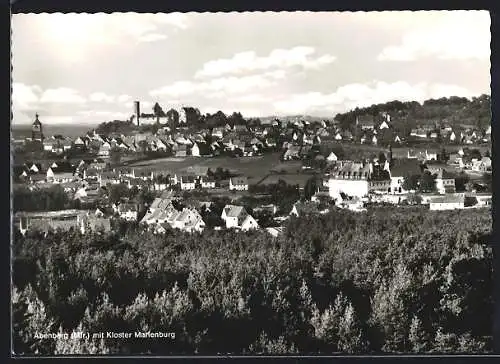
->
[[195, 46, 336, 78], [273, 81, 478, 115], [118, 94, 132, 103], [138, 33, 168, 43], [228, 94, 269, 103], [12, 83, 42, 110], [39, 88, 87, 104], [150, 70, 286, 98], [377, 11, 490, 61], [89, 92, 115, 103]]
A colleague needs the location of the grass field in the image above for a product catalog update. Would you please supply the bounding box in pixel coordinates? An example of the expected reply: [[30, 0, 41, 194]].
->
[[257, 173, 313, 188], [128, 153, 285, 182]]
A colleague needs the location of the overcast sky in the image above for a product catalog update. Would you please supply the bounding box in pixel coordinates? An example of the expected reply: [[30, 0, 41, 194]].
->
[[12, 11, 491, 125]]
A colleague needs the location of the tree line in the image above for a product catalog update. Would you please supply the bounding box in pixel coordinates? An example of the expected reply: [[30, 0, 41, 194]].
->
[[12, 207, 492, 355]]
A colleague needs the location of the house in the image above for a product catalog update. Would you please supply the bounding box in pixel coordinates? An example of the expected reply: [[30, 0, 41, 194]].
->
[[229, 177, 249, 191], [425, 149, 438, 161], [240, 215, 260, 231], [410, 129, 428, 139], [140, 197, 178, 225], [212, 128, 224, 139], [434, 168, 456, 194], [289, 201, 322, 217], [46, 161, 75, 183], [326, 152, 338, 163], [372, 135, 378, 145], [394, 135, 402, 144], [358, 116, 375, 130], [200, 176, 216, 189], [284, 145, 301, 160], [98, 142, 111, 158], [116, 203, 138, 221], [73, 137, 87, 149], [180, 175, 197, 190], [429, 194, 465, 211], [472, 157, 492, 172], [388, 158, 423, 194], [328, 162, 372, 199], [379, 120, 390, 130], [221, 204, 248, 229], [191, 142, 201, 157], [266, 226, 284, 238], [334, 132, 343, 141], [220, 205, 258, 231], [174, 145, 188, 157], [171, 208, 205, 233]]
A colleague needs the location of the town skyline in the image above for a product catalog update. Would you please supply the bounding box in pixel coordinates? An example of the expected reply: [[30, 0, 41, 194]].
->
[[12, 11, 490, 125]]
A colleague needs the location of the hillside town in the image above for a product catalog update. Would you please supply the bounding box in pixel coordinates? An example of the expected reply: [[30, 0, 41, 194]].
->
[[12, 99, 492, 238]]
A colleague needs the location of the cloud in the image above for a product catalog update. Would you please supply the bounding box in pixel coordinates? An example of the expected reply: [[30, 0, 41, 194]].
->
[[273, 81, 479, 115], [12, 83, 42, 110], [23, 13, 188, 52], [195, 46, 336, 78], [228, 94, 269, 103], [138, 33, 168, 43], [377, 11, 490, 61], [150, 70, 286, 98], [89, 92, 115, 103], [39, 88, 87, 104]]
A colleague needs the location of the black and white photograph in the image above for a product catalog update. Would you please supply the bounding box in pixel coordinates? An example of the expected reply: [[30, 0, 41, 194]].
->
[[10, 10, 493, 356]]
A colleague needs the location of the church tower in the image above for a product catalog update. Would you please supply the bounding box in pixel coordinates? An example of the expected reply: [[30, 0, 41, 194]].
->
[[32, 113, 44, 141]]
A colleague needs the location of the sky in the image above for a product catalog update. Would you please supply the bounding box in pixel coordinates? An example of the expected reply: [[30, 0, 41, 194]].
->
[[11, 11, 491, 125]]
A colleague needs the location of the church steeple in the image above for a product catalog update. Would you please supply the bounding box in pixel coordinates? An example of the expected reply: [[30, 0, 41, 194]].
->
[[32, 113, 43, 141]]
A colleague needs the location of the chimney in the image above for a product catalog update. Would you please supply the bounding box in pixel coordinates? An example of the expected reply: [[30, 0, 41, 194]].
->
[[134, 101, 141, 126]]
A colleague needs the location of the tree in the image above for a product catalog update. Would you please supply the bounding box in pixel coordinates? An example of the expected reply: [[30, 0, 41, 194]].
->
[[109, 147, 122, 166], [402, 174, 420, 192], [337, 302, 368, 353], [108, 183, 130, 204], [304, 176, 318, 201], [153, 102, 166, 119], [408, 315, 429, 352], [455, 172, 470, 192], [419, 171, 436, 193]]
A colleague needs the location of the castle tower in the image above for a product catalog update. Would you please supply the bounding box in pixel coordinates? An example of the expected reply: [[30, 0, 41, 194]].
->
[[134, 101, 141, 126], [32, 113, 44, 141]]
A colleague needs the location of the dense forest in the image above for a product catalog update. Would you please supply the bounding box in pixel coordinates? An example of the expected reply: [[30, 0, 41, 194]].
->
[[12, 207, 492, 355], [334, 94, 491, 134]]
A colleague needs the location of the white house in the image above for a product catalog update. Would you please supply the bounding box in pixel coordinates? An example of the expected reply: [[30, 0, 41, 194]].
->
[[200, 176, 216, 189], [117, 203, 138, 221], [328, 163, 372, 199], [191, 142, 201, 157], [229, 177, 249, 191], [434, 168, 456, 194], [180, 176, 196, 190], [171, 208, 205, 233], [425, 150, 438, 161], [379, 120, 390, 130], [394, 135, 402, 143], [240, 215, 260, 231], [326, 152, 338, 163], [221, 204, 251, 229]]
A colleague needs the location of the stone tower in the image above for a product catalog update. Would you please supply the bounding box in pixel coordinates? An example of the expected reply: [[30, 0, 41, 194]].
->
[[31, 113, 44, 141]]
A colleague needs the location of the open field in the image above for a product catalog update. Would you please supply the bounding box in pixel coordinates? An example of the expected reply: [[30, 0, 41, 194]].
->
[[257, 173, 313, 188], [128, 153, 285, 179]]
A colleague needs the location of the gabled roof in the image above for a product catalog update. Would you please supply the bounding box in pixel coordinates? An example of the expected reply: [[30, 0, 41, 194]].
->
[[223, 204, 246, 218], [433, 168, 455, 180], [230, 176, 248, 185]]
